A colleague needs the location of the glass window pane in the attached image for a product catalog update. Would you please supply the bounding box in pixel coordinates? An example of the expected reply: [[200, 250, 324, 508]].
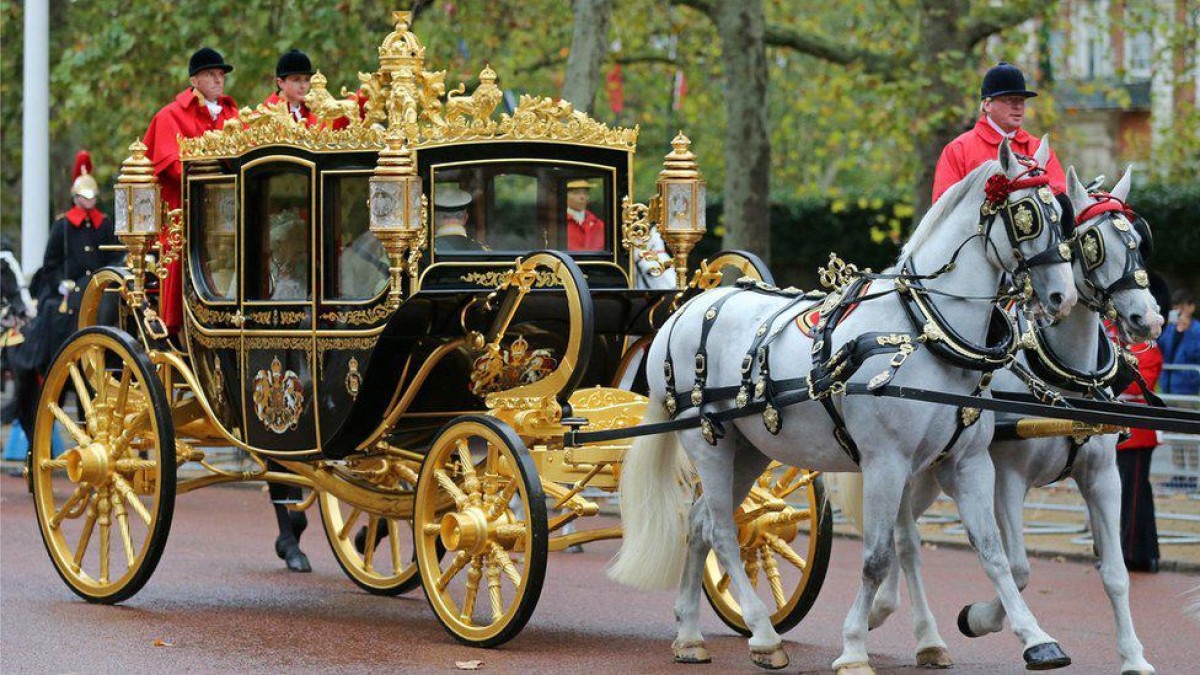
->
[[193, 181, 237, 301], [324, 174, 388, 301], [245, 168, 311, 301], [431, 163, 612, 256]]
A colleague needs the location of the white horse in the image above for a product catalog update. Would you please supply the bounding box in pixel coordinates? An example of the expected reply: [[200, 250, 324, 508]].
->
[[610, 139, 1078, 673], [860, 166, 1163, 674]]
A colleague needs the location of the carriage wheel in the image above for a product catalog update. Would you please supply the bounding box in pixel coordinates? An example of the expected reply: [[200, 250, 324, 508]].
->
[[31, 326, 176, 604], [319, 480, 423, 596], [702, 465, 832, 635], [415, 416, 548, 647]]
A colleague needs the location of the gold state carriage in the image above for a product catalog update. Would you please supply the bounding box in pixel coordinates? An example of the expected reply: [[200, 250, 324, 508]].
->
[[29, 11, 831, 647]]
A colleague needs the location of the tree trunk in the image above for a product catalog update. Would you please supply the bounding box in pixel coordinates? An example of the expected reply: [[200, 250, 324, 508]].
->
[[911, 0, 970, 222], [561, 0, 613, 114], [713, 0, 771, 260]]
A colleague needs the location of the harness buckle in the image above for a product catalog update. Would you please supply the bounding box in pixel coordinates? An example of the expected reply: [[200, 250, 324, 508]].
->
[[890, 343, 915, 368], [694, 353, 706, 374]]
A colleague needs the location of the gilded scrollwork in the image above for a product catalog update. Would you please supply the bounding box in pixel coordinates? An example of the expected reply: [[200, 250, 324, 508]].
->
[[179, 11, 637, 160], [318, 304, 392, 325], [244, 336, 311, 351], [191, 331, 239, 349], [316, 336, 378, 353], [461, 270, 560, 288], [190, 303, 239, 325]]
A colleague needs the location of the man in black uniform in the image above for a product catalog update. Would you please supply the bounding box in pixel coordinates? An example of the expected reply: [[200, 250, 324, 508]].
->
[[12, 151, 122, 474]]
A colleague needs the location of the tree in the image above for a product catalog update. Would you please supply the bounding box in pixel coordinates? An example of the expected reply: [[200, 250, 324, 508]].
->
[[562, 0, 614, 113]]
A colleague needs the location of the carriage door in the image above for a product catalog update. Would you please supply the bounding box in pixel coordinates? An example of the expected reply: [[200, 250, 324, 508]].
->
[[240, 158, 318, 453]]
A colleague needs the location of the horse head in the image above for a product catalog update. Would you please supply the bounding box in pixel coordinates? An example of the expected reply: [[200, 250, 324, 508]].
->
[[985, 137, 1077, 320], [1066, 165, 1163, 341]]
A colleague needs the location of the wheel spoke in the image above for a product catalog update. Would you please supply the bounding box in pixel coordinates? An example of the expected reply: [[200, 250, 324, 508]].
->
[[68, 362, 96, 419], [776, 470, 818, 499], [111, 366, 132, 431], [459, 557, 484, 624], [763, 532, 807, 571], [50, 485, 92, 529], [437, 551, 471, 591], [760, 547, 787, 610], [489, 542, 523, 586], [111, 493, 137, 567], [98, 493, 112, 584], [388, 518, 402, 575], [744, 549, 760, 589], [338, 507, 362, 542], [488, 477, 519, 519], [486, 558, 504, 622], [363, 516, 380, 572], [48, 402, 91, 447], [434, 469, 469, 508], [41, 457, 70, 471], [111, 474, 152, 525], [773, 466, 799, 493], [112, 410, 150, 453], [73, 503, 99, 573]]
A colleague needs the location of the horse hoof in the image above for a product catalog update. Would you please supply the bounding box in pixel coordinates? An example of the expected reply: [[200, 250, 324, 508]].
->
[[956, 605, 982, 638], [916, 646, 953, 668], [1120, 669, 1155, 675], [673, 640, 711, 664], [835, 662, 875, 675], [749, 644, 789, 670], [1023, 642, 1071, 670]]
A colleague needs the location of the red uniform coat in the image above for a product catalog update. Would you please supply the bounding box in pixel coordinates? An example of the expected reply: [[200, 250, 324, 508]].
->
[[566, 209, 606, 251], [1118, 341, 1164, 450], [263, 92, 350, 129], [142, 88, 239, 331], [932, 116, 1066, 204]]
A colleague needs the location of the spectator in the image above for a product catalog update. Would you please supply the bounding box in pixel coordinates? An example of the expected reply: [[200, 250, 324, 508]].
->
[[1159, 288, 1200, 491]]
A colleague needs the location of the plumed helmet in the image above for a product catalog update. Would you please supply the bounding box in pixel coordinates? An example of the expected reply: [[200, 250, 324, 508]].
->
[[71, 150, 98, 200], [276, 49, 314, 79], [980, 62, 1037, 99], [189, 47, 234, 77]]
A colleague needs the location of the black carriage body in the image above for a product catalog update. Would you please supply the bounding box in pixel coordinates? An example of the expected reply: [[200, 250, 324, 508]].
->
[[181, 140, 673, 459]]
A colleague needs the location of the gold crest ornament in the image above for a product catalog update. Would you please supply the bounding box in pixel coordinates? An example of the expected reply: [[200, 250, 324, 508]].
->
[[252, 356, 305, 434], [212, 354, 226, 405], [960, 407, 981, 427], [468, 335, 557, 396], [1037, 186, 1054, 204], [345, 356, 362, 400], [1013, 204, 1035, 236]]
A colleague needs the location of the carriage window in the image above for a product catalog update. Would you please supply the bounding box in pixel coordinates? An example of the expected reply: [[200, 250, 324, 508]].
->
[[323, 174, 388, 301], [193, 181, 237, 301], [431, 163, 612, 256], [245, 167, 311, 302]]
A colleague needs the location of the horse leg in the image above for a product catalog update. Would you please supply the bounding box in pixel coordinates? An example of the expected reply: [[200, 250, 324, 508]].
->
[[673, 496, 714, 664], [938, 451, 1070, 670], [832, 459, 908, 674], [673, 438, 773, 665], [958, 462, 1028, 637], [866, 547, 901, 630], [891, 482, 952, 668], [685, 430, 787, 670], [1076, 450, 1155, 674]]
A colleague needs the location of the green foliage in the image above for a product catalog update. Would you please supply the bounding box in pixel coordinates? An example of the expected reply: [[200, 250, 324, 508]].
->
[[1133, 182, 1200, 274]]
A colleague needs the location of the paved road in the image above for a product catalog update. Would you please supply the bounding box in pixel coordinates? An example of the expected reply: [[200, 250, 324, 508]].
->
[[2, 473, 1197, 673]]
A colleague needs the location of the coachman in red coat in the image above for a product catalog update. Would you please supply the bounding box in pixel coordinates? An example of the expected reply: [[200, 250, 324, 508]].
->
[[565, 179, 606, 251], [142, 47, 239, 333], [932, 63, 1066, 204]]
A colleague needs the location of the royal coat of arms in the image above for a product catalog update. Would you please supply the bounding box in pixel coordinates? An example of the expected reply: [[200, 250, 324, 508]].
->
[[469, 336, 557, 396], [253, 356, 305, 433]]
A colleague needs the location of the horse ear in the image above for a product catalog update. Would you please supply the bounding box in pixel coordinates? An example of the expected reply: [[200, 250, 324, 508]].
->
[[998, 138, 1015, 175], [1066, 166, 1091, 213], [1033, 134, 1051, 169], [1112, 165, 1133, 202]]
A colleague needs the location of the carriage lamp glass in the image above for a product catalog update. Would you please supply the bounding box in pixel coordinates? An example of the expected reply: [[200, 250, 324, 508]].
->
[[114, 140, 162, 237], [370, 131, 426, 307], [655, 132, 707, 288]]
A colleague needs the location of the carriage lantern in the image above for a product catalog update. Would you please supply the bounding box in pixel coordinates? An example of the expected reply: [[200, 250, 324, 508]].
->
[[657, 132, 707, 288], [369, 129, 426, 308], [113, 140, 163, 297], [621, 132, 707, 289]]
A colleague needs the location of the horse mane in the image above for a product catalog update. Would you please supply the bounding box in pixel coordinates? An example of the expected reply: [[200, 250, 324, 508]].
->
[[901, 160, 1000, 259]]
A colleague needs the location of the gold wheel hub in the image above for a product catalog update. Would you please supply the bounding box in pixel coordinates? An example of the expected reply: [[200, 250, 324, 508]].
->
[[64, 442, 112, 485], [440, 508, 491, 556], [738, 505, 801, 548]]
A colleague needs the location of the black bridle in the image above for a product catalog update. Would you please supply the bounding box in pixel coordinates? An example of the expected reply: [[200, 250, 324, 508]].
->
[[1071, 197, 1152, 320]]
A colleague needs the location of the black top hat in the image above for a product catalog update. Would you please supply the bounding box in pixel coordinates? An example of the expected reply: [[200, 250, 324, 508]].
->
[[189, 47, 234, 77], [980, 62, 1037, 99], [276, 49, 314, 79]]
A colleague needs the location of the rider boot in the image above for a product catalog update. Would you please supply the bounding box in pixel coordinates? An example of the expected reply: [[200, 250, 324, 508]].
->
[[270, 481, 310, 573]]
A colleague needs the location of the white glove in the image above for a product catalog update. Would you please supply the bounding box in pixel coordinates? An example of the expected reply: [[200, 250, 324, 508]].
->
[[58, 280, 72, 296]]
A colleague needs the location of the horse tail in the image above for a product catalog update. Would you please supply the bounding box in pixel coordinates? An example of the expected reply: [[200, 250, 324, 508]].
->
[[826, 472, 865, 534], [608, 398, 695, 590]]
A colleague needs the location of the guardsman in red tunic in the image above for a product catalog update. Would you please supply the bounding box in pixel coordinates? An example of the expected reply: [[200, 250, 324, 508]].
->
[[142, 47, 239, 333], [932, 62, 1067, 204], [565, 179, 606, 251]]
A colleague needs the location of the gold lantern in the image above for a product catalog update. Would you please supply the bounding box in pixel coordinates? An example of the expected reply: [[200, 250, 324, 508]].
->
[[369, 128, 427, 308], [621, 132, 707, 289], [113, 140, 163, 299]]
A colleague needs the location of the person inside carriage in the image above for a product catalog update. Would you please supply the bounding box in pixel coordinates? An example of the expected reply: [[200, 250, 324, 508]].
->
[[564, 178, 606, 251], [433, 186, 485, 251]]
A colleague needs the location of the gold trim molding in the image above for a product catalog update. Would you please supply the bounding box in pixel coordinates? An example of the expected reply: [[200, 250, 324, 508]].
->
[[318, 304, 392, 325]]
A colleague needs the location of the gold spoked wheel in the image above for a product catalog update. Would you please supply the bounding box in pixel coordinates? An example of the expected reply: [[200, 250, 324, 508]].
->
[[415, 416, 547, 647], [703, 464, 832, 635], [319, 477, 423, 596], [31, 326, 176, 604]]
